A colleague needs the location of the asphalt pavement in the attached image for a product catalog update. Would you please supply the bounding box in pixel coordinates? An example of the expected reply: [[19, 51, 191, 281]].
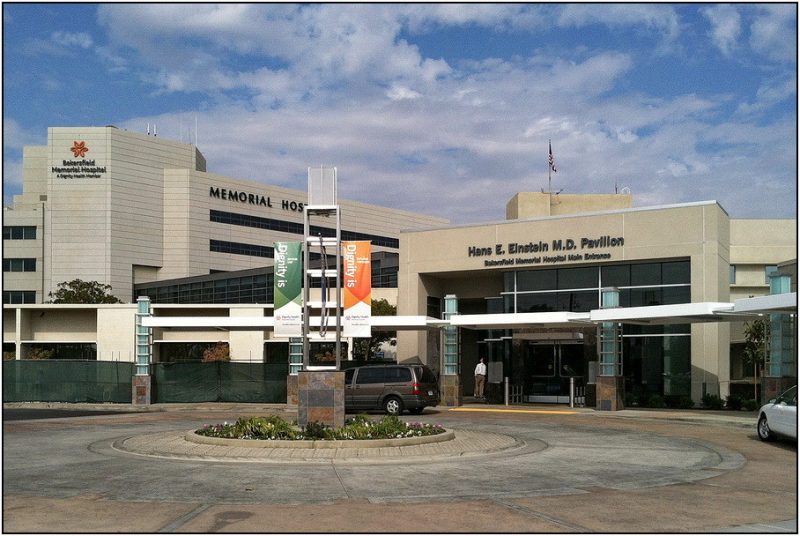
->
[[2, 401, 796, 533]]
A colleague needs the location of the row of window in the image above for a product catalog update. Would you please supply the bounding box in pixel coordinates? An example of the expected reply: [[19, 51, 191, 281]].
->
[[3, 226, 37, 240], [210, 210, 400, 249], [3, 258, 36, 272], [500, 261, 692, 314], [507, 286, 692, 313], [3, 291, 36, 304], [210, 239, 273, 258], [136, 274, 273, 304], [505, 261, 691, 293]]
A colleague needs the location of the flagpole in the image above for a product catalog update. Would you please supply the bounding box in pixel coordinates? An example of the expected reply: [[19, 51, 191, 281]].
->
[[548, 139, 552, 208]]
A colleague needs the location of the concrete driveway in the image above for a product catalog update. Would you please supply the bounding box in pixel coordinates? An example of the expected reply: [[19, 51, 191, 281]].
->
[[3, 403, 796, 533]]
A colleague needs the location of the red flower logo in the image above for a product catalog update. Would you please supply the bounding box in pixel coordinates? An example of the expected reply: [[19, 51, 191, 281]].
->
[[70, 141, 88, 158]]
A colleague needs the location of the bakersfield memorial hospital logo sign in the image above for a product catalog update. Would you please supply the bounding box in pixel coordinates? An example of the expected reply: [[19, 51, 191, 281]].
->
[[52, 141, 107, 179], [70, 140, 88, 158]]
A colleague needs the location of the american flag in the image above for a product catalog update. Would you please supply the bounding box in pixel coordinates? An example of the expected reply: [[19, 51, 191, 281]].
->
[[549, 141, 557, 173]]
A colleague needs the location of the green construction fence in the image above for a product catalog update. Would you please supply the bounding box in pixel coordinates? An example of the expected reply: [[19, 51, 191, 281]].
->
[[151, 362, 288, 403], [3, 360, 135, 403]]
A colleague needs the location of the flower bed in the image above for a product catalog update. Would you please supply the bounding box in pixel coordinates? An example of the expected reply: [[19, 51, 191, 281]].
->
[[196, 414, 446, 441]]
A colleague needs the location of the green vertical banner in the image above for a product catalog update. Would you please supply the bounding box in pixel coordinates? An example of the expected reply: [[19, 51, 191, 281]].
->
[[274, 241, 303, 338]]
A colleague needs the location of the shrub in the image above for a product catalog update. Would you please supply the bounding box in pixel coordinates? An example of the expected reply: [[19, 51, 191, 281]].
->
[[726, 394, 743, 411], [646, 394, 666, 408], [702, 393, 724, 410], [196, 414, 445, 441], [303, 421, 333, 440], [742, 399, 760, 411], [26, 347, 54, 360], [3, 351, 16, 361]]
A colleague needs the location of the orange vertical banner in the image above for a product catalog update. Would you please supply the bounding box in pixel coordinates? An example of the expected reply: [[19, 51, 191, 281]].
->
[[343, 241, 371, 338]]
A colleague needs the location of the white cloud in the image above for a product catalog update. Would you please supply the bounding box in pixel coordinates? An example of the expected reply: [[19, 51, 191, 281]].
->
[[736, 74, 797, 115], [5, 4, 794, 222], [3, 118, 42, 150], [2, 158, 23, 204], [749, 4, 796, 63], [387, 85, 422, 101], [50, 31, 93, 49], [702, 5, 741, 56], [557, 4, 680, 42]]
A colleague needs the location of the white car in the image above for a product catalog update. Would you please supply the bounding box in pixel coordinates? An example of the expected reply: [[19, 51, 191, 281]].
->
[[757, 385, 797, 441]]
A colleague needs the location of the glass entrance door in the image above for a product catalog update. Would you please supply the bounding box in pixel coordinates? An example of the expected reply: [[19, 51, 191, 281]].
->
[[525, 341, 585, 403]]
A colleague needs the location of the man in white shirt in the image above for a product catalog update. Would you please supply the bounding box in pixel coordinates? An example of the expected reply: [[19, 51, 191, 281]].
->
[[474, 357, 487, 399]]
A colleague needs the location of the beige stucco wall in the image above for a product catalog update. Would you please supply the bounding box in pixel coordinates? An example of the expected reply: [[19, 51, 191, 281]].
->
[[397, 201, 732, 400], [507, 192, 632, 219], [96, 306, 138, 361]]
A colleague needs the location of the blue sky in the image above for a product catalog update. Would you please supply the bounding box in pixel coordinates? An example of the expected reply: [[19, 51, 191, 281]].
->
[[3, 3, 797, 223]]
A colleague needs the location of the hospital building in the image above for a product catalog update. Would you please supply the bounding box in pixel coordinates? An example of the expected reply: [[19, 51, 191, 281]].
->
[[3, 126, 796, 407]]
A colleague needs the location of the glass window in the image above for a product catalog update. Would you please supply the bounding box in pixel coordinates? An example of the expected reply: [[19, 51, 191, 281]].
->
[[557, 266, 597, 289], [355, 367, 386, 384], [385, 367, 412, 382], [630, 263, 661, 286], [264, 342, 289, 364], [601, 264, 630, 288], [556, 290, 598, 312], [662, 286, 691, 305], [765, 265, 778, 284], [517, 269, 556, 291], [3, 291, 36, 304], [415, 366, 437, 383], [662, 261, 690, 285], [528, 345, 556, 376], [516, 292, 558, 313], [729, 265, 736, 284], [345, 368, 355, 385], [630, 287, 662, 307], [3, 226, 36, 240], [426, 296, 441, 318], [3, 258, 36, 272], [504, 272, 515, 293]]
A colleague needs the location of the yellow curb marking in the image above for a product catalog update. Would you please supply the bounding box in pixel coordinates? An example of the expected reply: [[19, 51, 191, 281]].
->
[[449, 408, 578, 415]]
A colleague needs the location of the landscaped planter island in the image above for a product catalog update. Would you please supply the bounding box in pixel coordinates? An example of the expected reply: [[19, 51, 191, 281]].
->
[[188, 414, 454, 449]]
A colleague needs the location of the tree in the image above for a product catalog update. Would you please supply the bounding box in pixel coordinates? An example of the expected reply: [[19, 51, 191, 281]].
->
[[742, 319, 770, 400], [352, 298, 397, 360], [47, 279, 123, 304]]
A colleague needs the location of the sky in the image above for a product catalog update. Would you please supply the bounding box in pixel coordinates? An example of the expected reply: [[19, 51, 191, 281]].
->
[[2, 3, 797, 224]]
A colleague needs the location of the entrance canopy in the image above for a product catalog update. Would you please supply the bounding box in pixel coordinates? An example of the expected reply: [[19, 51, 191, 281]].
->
[[142, 293, 796, 331]]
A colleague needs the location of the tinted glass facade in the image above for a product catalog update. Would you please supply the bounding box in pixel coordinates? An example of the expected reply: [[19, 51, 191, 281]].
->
[[494, 260, 692, 401]]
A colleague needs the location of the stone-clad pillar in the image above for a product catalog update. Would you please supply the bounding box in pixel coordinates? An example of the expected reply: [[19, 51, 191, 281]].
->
[[297, 370, 345, 428], [440, 294, 462, 406], [133, 296, 152, 405], [597, 288, 624, 411]]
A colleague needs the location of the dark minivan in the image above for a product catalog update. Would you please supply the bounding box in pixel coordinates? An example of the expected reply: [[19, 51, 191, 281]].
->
[[344, 364, 439, 416]]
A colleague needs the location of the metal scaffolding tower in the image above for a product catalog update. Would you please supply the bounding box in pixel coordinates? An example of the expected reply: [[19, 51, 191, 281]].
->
[[303, 167, 342, 370]]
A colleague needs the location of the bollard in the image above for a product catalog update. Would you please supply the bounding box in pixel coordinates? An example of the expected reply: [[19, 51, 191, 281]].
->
[[504, 377, 509, 406], [569, 377, 575, 408]]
